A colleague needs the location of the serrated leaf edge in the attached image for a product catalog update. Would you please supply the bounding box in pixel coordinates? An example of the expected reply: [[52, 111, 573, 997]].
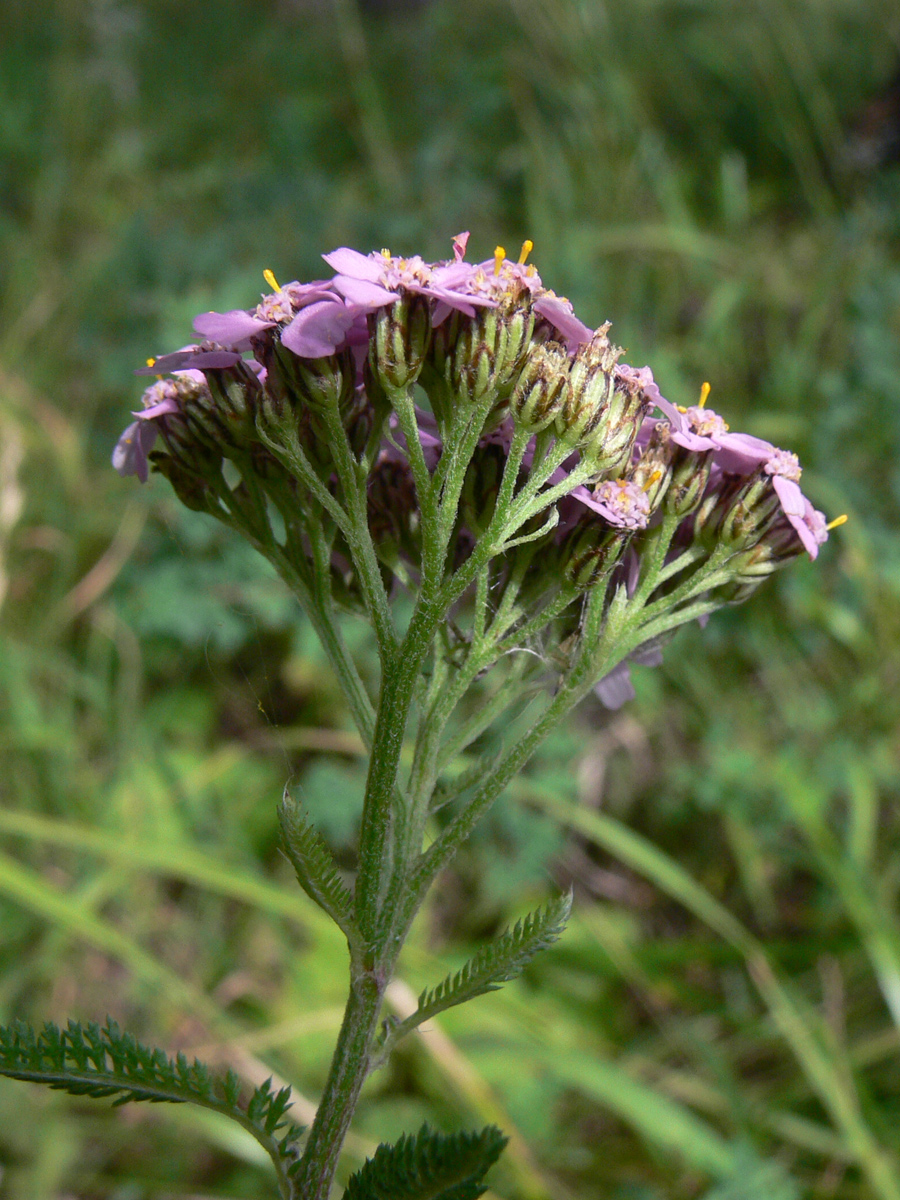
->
[[0, 1018, 303, 1196], [385, 891, 572, 1049], [342, 1122, 508, 1200], [278, 789, 357, 938]]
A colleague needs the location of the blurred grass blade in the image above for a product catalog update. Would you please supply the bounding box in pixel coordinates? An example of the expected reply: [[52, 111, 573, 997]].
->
[[523, 786, 900, 1200], [547, 1050, 737, 1178], [0, 808, 338, 937]]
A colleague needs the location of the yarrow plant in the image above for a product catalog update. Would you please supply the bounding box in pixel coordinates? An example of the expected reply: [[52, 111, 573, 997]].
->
[[2, 235, 844, 1198]]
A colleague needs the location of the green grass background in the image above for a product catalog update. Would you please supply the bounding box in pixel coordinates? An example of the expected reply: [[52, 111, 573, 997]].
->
[[1, 0, 900, 1196]]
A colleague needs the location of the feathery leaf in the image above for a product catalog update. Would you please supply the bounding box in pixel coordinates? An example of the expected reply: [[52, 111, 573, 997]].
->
[[388, 891, 572, 1043], [279, 789, 356, 935], [0, 1019, 303, 1180], [342, 1123, 507, 1200]]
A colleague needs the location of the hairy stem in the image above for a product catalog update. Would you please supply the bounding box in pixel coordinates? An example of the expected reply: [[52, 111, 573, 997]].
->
[[292, 967, 386, 1200]]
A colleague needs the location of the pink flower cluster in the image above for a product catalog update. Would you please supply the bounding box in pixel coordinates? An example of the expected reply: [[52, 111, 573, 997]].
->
[[113, 232, 839, 722]]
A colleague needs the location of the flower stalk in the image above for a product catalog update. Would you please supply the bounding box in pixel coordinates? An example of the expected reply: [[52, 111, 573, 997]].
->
[[111, 234, 840, 1197]]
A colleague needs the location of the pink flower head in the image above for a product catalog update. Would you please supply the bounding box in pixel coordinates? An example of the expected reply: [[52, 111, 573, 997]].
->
[[666, 401, 778, 475], [324, 242, 498, 326], [572, 478, 651, 530], [471, 249, 544, 297], [533, 294, 593, 351], [770, 475, 828, 558], [615, 364, 682, 426], [764, 447, 802, 481], [193, 279, 357, 360], [135, 346, 243, 375], [113, 369, 208, 483], [112, 420, 159, 484]]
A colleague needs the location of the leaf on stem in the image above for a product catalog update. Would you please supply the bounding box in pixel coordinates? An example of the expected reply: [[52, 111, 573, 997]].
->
[[278, 789, 356, 936], [342, 1122, 507, 1200], [0, 1018, 303, 1165], [392, 891, 572, 1040]]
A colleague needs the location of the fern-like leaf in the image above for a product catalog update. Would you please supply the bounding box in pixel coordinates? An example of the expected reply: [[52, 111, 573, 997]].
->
[[387, 891, 571, 1046], [279, 789, 357, 937], [343, 1123, 507, 1200], [0, 1019, 303, 1194]]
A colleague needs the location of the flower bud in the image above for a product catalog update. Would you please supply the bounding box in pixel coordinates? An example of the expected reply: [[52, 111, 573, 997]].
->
[[193, 359, 263, 453], [556, 327, 648, 475], [562, 520, 628, 590], [697, 470, 781, 550], [451, 303, 535, 402], [460, 442, 508, 536], [629, 425, 672, 512], [557, 325, 620, 444], [149, 450, 218, 513], [509, 343, 569, 432], [665, 445, 713, 518], [370, 293, 431, 390]]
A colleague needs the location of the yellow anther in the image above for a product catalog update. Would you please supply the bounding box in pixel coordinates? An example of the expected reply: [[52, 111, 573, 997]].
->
[[146, 357, 156, 368], [826, 514, 849, 530], [699, 381, 711, 408], [676, 404, 687, 413], [526, 264, 537, 277], [493, 246, 506, 276], [643, 469, 663, 490], [518, 239, 534, 264], [381, 248, 391, 259], [263, 268, 280, 292]]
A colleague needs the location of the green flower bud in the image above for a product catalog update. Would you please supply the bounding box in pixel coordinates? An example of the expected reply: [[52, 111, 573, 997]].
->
[[461, 442, 508, 536], [697, 470, 781, 550], [628, 427, 672, 513], [509, 343, 569, 432], [665, 446, 713, 517], [556, 325, 619, 439], [562, 520, 628, 590], [154, 403, 223, 481], [451, 303, 536, 403], [195, 360, 263, 452], [149, 450, 218, 513], [370, 293, 431, 390]]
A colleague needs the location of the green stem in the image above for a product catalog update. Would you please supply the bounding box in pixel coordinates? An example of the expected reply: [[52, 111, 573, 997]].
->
[[266, 542, 376, 749], [318, 402, 399, 664], [354, 594, 443, 937], [292, 966, 386, 1200], [408, 584, 633, 913]]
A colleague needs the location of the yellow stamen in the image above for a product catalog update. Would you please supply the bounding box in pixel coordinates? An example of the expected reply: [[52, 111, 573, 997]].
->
[[493, 246, 506, 276], [676, 404, 687, 413], [381, 248, 391, 259], [263, 268, 280, 292], [517, 239, 534, 264], [699, 381, 711, 408], [643, 469, 663, 490], [826, 514, 848, 530], [146, 357, 156, 368]]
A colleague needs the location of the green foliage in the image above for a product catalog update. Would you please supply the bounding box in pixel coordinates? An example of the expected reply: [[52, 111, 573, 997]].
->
[[279, 790, 356, 936], [343, 1123, 507, 1200], [391, 893, 572, 1042], [1, 0, 899, 1195], [0, 1018, 302, 1168]]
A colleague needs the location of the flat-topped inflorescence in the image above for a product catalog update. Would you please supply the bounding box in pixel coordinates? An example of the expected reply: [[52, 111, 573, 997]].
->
[[113, 234, 842, 704], [100, 234, 852, 1200]]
